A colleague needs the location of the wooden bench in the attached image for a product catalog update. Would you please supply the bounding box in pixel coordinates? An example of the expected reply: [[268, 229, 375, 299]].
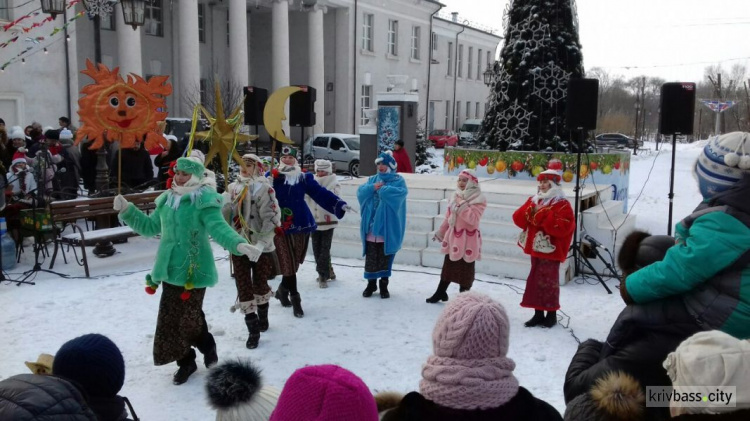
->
[[47, 190, 164, 277]]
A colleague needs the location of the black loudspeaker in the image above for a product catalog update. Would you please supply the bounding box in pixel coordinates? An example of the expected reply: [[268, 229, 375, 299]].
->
[[289, 86, 316, 127], [566, 78, 599, 131], [243, 87, 267, 126], [659, 82, 696, 135]]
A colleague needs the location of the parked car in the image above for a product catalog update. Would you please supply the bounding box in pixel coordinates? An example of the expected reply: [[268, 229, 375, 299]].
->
[[303, 133, 360, 176], [458, 119, 482, 146], [595, 133, 639, 149], [428, 129, 459, 148]]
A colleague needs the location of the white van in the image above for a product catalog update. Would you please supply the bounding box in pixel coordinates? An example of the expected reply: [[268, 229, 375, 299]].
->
[[459, 119, 483, 145]]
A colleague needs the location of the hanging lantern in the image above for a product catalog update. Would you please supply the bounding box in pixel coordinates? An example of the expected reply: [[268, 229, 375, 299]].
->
[[483, 62, 494, 87], [121, 0, 147, 30], [40, 0, 66, 20]]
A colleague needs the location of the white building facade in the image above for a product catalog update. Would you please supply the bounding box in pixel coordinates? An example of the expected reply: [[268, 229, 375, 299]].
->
[[0, 0, 499, 138]]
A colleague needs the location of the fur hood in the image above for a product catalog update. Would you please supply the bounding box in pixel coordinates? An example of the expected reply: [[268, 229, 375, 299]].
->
[[617, 230, 675, 278], [564, 371, 645, 421]]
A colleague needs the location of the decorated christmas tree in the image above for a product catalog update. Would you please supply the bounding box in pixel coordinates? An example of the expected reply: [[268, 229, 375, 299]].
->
[[478, 0, 585, 152]]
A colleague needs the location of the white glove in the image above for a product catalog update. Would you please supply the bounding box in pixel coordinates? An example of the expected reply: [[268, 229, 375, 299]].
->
[[113, 194, 129, 213], [237, 242, 262, 262], [343, 204, 358, 214]]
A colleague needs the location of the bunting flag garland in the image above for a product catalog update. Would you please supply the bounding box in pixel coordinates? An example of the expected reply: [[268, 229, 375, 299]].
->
[[1, 10, 86, 71], [2, 0, 80, 32]]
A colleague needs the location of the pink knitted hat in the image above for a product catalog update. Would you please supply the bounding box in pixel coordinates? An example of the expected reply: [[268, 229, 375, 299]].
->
[[420, 292, 520, 410], [269, 365, 378, 421]]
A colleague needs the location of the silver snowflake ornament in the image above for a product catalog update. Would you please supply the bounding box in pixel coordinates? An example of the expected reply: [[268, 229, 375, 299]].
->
[[496, 100, 532, 143], [531, 63, 571, 105]]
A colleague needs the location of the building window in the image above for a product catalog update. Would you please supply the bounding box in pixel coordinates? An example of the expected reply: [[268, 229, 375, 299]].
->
[[467, 47, 474, 79], [477, 49, 483, 80], [445, 100, 450, 129], [457, 44, 463, 77], [432, 31, 437, 51], [199, 78, 207, 105], [410, 26, 420, 60], [361, 85, 372, 126], [198, 4, 206, 43], [455, 101, 461, 129], [227, 10, 230, 46], [447, 42, 453, 76], [387, 19, 398, 56], [101, 10, 116, 30], [362, 13, 374, 52], [0, 0, 9, 21], [465, 102, 470, 119], [145, 0, 163, 37], [475, 102, 480, 118], [487, 51, 491, 71]]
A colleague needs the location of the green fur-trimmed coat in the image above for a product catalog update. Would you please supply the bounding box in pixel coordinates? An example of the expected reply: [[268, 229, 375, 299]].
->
[[120, 187, 247, 289]]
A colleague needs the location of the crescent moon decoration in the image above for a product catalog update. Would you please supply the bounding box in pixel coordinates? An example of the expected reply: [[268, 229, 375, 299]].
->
[[193, 79, 258, 181], [75, 59, 172, 151], [263, 86, 302, 145]]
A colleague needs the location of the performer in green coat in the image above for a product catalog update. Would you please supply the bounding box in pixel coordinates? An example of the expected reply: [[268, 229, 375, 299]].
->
[[114, 155, 261, 385]]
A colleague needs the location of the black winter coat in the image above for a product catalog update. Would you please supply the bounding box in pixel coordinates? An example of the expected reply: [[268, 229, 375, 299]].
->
[[381, 388, 562, 421], [87, 395, 132, 421], [110, 147, 154, 192], [0, 374, 97, 420], [673, 409, 750, 420]]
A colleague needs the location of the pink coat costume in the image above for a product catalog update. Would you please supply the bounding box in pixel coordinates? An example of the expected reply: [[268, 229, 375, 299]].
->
[[436, 193, 486, 263]]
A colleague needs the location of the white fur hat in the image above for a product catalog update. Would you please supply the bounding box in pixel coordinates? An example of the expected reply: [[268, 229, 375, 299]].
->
[[314, 159, 333, 174], [190, 149, 206, 164]]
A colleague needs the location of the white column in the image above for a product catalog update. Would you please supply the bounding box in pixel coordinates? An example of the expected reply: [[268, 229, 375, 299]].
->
[[179, 0, 201, 116], [271, 0, 291, 135], [116, 7, 142, 77], [229, 0, 249, 86], [308, 5, 325, 133]]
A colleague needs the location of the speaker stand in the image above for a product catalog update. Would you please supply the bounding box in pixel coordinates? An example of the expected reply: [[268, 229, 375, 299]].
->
[[569, 128, 612, 294], [667, 133, 678, 236]]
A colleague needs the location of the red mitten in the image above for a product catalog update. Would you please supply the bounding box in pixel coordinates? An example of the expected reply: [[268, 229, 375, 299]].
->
[[271, 169, 279, 178]]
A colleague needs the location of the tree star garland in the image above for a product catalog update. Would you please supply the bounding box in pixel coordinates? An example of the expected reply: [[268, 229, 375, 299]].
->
[[495, 100, 532, 147]]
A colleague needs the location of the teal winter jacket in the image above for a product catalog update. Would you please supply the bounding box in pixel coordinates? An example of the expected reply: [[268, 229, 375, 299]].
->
[[120, 187, 248, 289]]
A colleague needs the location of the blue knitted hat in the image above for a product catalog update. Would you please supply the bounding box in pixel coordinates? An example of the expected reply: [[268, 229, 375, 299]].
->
[[375, 151, 397, 172], [695, 132, 750, 199], [52, 334, 125, 398]]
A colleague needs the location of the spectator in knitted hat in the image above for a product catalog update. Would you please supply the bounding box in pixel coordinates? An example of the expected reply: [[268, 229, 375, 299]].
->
[[664, 330, 750, 419], [270, 365, 378, 421], [379, 292, 562, 420], [207, 359, 280, 421], [52, 333, 134, 420]]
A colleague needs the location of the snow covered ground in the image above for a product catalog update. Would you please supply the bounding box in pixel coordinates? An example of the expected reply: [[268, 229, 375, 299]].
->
[[0, 140, 706, 418]]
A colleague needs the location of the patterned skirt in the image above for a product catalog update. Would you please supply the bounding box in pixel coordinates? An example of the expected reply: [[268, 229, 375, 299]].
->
[[274, 233, 310, 277], [231, 252, 279, 314], [520, 256, 561, 311], [364, 241, 395, 280], [440, 255, 475, 288], [153, 282, 207, 365]]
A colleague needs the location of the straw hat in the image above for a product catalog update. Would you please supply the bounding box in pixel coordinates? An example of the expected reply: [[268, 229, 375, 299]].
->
[[25, 353, 55, 375]]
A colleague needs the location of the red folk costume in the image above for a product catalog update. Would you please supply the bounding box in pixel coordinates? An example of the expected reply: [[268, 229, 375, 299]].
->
[[512, 170, 575, 326]]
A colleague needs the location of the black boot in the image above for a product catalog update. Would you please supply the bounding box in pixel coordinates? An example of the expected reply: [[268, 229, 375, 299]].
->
[[244, 313, 261, 349], [173, 349, 197, 385], [426, 280, 450, 303], [290, 293, 304, 318], [379, 278, 390, 299], [362, 280, 377, 297], [459, 286, 471, 292], [524, 310, 545, 328], [275, 284, 292, 307], [196, 317, 218, 368], [541, 311, 557, 328], [257, 303, 269, 332]]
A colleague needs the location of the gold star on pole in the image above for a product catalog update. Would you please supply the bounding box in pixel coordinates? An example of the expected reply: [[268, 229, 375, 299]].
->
[[194, 79, 257, 181]]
